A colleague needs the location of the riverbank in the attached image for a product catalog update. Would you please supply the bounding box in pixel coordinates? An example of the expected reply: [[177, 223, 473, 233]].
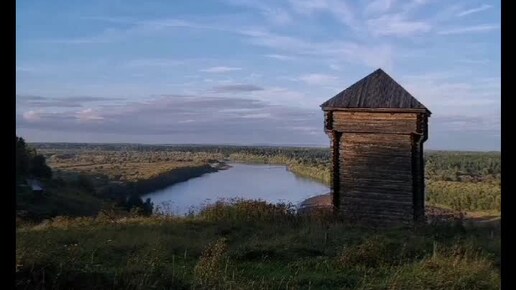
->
[[127, 163, 223, 196], [228, 153, 331, 185]]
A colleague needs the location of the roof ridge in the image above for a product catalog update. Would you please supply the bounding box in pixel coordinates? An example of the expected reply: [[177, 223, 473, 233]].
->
[[320, 69, 430, 114]]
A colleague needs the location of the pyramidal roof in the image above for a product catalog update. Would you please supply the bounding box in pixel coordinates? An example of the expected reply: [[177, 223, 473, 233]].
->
[[321, 69, 430, 114]]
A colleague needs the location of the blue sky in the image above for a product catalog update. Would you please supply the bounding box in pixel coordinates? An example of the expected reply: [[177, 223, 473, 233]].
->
[[16, 0, 500, 150]]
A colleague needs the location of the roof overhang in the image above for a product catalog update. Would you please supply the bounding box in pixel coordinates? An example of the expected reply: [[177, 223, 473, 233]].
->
[[321, 107, 432, 115]]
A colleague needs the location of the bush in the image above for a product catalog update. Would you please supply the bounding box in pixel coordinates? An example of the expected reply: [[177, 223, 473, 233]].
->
[[193, 238, 230, 288], [197, 199, 296, 223]]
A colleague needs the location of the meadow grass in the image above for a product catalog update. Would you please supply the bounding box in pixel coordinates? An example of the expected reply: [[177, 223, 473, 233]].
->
[[16, 201, 500, 290]]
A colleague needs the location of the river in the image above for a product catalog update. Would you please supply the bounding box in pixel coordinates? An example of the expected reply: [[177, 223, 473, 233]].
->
[[142, 163, 330, 215]]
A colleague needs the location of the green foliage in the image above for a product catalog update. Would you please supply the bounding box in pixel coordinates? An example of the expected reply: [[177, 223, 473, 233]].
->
[[198, 199, 296, 223], [425, 151, 500, 182], [76, 174, 95, 193], [339, 236, 396, 268], [16, 202, 500, 289], [121, 194, 154, 216], [29, 154, 53, 179], [16, 136, 31, 179], [16, 136, 52, 180], [427, 181, 501, 212], [360, 244, 499, 290], [193, 238, 230, 288], [16, 181, 105, 221]]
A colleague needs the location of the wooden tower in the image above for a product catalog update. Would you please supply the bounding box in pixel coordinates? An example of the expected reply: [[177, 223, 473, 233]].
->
[[321, 69, 431, 226]]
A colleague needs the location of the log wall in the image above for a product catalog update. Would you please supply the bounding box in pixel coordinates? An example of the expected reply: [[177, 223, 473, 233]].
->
[[332, 112, 418, 134], [326, 111, 428, 226]]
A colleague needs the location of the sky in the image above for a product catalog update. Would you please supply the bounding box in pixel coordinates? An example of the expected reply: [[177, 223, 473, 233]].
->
[[16, 0, 500, 151]]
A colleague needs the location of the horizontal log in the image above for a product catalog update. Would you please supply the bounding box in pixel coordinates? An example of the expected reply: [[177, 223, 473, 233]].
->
[[341, 146, 412, 153], [342, 139, 412, 146], [341, 191, 413, 202], [341, 177, 413, 185], [341, 167, 413, 176], [342, 138, 412, 143], [339, 206, 413, 215], [340, 196, 413, 207], [323, 107, 429, 114], [341, 144, 412, 150], [334, 125, 417, 134], [341, 145, 412, 151], [341, 150, 411, 156], [340, 209, 413, 220], [341, 183, 413, 193], [340, 185, 413, 194], [339, 214, 414, 225], [341, 175, 413, 183], [340, 171, 413, 180], [334, 127, 417, 134], [341, 152, 412, 158], [343, 143, 412, 148], [333, 112, 418, 120], [341, 159, 412, 168]]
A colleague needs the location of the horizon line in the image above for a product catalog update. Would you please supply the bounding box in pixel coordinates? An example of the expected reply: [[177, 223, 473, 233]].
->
[[27, 141, 500, 152]]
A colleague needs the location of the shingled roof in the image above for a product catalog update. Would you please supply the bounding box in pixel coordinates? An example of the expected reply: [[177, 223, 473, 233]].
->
[[321, 68, 431, 114]]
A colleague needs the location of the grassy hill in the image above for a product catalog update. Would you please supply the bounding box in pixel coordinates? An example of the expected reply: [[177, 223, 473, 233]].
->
[[16, 201, 500, 290]]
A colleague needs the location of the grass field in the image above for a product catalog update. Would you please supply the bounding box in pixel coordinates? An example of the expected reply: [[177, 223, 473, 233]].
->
[[16, 201, 500, 290]]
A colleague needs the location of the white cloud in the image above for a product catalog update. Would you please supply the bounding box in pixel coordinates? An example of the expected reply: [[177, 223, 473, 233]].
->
[[287, 0, 329, 14], [39, 18, 225, 45], [458, 58, 490, 65], [125, 59, 185, 67], [264, 54, 296, 60], [329, 64, 341, 71], [365, 0, 396, 15], [200, 66, 242, 73], [438, 24, 500, 35], [262, 8, 292, 25], [457, 4, 492, 17], [242, 29, 394, 69], [23, 111, 42, 122], [287, 0, 356, 27], [76, 108, 105, 122], [222, 0, 292, 25], [178, 119, 195, 123], [240, 113, 272, 119], [367, 14, 431, 37], [211, 84, 264, 93], [16, 94, 328, 145], [241, 29, 311, 52], [298, 74, 338, 85], [401, 73, 500, 118]]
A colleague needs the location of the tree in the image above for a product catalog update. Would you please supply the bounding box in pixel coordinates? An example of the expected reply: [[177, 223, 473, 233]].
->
[[17, 136, 53, 180], [77, 174, 95, 193], [30, 155, 52, 179], [124, 194, 153, 216], [16, 137, 30, 179]]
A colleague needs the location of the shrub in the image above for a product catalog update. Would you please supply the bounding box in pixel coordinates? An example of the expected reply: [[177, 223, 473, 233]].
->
[[193, 238, 230, 288]]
